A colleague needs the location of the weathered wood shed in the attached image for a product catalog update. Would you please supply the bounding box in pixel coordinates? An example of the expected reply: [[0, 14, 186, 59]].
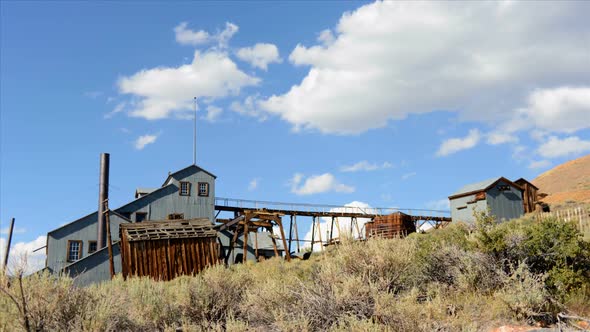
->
[[119, 218, 219, 281], [514, 178, 539, 213], [365, 212, 415, 238]]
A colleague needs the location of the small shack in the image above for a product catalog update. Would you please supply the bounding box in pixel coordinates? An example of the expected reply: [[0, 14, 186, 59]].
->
[[449, 177, 524, 223], [119, 218, 219, 281], [514, 178, 539, 213], [365, 212, 415, 238]]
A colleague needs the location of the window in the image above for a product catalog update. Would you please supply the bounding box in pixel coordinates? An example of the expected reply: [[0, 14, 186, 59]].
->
[[67, 240, 83, 262], [136, 212, 147, 223], [457, 206, 467, 210], [88, 241, 97, 254], [179, 181, 191, 196], [198, 182, 209, 197], [497, 185, 511, 192], [167, 213, 184, 220]]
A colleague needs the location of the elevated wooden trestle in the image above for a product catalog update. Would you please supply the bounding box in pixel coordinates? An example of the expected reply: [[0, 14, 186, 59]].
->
[[215, 203, 452, 260]]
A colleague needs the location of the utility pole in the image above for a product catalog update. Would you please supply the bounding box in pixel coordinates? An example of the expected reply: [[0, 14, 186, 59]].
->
[[193, 97, 197, 165], [3, 218, 15, 272], [97, 153, 110, 249]]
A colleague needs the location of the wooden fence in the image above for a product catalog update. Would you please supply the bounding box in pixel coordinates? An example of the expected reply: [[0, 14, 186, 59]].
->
[[534, 206, 590, 235]]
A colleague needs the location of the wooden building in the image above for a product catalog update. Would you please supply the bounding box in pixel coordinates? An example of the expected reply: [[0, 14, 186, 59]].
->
[[119, 218, 219, 281], [514, 178, 539, 213], [365, 212, 415, 238]]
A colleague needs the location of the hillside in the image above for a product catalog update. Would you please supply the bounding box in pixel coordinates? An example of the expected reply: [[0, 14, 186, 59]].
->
[[533, 154, 590, 206]]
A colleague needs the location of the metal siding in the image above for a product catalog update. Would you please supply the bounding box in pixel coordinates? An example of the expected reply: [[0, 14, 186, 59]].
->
[[118, 169, 215, 222], [47, 166, 216, 282], [64, 244, 122, 287], [46, 213, 128, 272], [486, 180, 524, 221], [450, 195, 487, 223]]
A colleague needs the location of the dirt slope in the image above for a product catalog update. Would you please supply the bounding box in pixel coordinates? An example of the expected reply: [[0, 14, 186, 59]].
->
[[533, 154, 590, 205]]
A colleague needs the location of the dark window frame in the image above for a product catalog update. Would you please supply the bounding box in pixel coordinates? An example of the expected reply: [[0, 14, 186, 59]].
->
[[135, 212, 147, 223], [88, 240, 97, 254], [198, 182, 209, 197], [179, 181, 191, 196], [167, 213, 184, 220], [67, 240, 83, 262]]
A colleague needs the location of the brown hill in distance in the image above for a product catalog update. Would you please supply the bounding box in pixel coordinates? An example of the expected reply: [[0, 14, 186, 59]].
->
[[533, 153, 590, 206]]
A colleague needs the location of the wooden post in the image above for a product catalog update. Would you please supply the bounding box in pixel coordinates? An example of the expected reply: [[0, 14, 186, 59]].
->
[[104, 202, 115, 279], [242, 222, 248, 263], [293, 215, 300, 253], [310, 216, 316, 252], [225, 227, 241, 265], [276, 217, 291, 262], [254, 231, 259, 261], [3, 218, 15, 272], [317, 219, 324, 251], [329, 216, 335, 243], [269, 227, 280, 258], [288, 215, 293, 254]]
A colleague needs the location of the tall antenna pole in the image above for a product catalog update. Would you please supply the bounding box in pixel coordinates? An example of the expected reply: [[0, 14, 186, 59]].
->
[[193, 97, 197, 165]]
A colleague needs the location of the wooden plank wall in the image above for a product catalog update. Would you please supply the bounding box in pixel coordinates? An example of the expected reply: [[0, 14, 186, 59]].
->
[[365, 213, 415, 239], [120, 234, 219, 281], [520, 183, 538, 213]]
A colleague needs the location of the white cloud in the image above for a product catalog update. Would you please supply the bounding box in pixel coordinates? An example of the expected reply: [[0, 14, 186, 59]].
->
[[401, 172, 417, 180], [236, 43, 282, 70], [248, 178, 260, 191], [174, 22, 238, 48], [118, 50, 259, 120], [290, 173, 354, 195], [528, 160, 552, 169], [134, 134, 158, 150], [436, 129, 481, 157], [205, 105, 222, 122], [230, 95, 267, 120], [514, 87, 590, 134], [486, 131, 518, 145], [340, 160, 392, 172], [537, 136, 590, 158], [301, 201, 375, 251], [254, 1, 589, 134], [0, 236, 46, 275], [104, 102, 126, 119], [317, 29, 335, 45]]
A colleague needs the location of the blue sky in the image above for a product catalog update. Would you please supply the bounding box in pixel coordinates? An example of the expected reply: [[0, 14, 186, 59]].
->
[[1, 1, 589, 270]]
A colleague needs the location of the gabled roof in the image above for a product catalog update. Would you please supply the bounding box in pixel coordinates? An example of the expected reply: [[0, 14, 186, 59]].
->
[[161, 164, 217, 187], [513, 178, 539, 190], [449, 177, 523, 200]]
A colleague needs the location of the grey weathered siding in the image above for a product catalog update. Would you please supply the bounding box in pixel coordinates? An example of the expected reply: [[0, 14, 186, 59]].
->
[[116, 167, 215, 222], [487, 180, 524, 221], [63, 244, 121, 287], [46, 165, 217, 284], [47, 213, 128, 272], [450, 194, 487, 223]]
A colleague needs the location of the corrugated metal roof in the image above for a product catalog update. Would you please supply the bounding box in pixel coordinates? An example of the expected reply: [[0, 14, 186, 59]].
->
[[135, 187, 158, 194], [451, 177, 501, 196]]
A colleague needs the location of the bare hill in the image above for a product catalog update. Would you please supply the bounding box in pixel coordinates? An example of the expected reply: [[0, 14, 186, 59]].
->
[[533, 154, 590, 205]]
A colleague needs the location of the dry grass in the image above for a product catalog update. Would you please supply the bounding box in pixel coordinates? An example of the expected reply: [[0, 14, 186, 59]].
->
[[1, 219, 588, 331]]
